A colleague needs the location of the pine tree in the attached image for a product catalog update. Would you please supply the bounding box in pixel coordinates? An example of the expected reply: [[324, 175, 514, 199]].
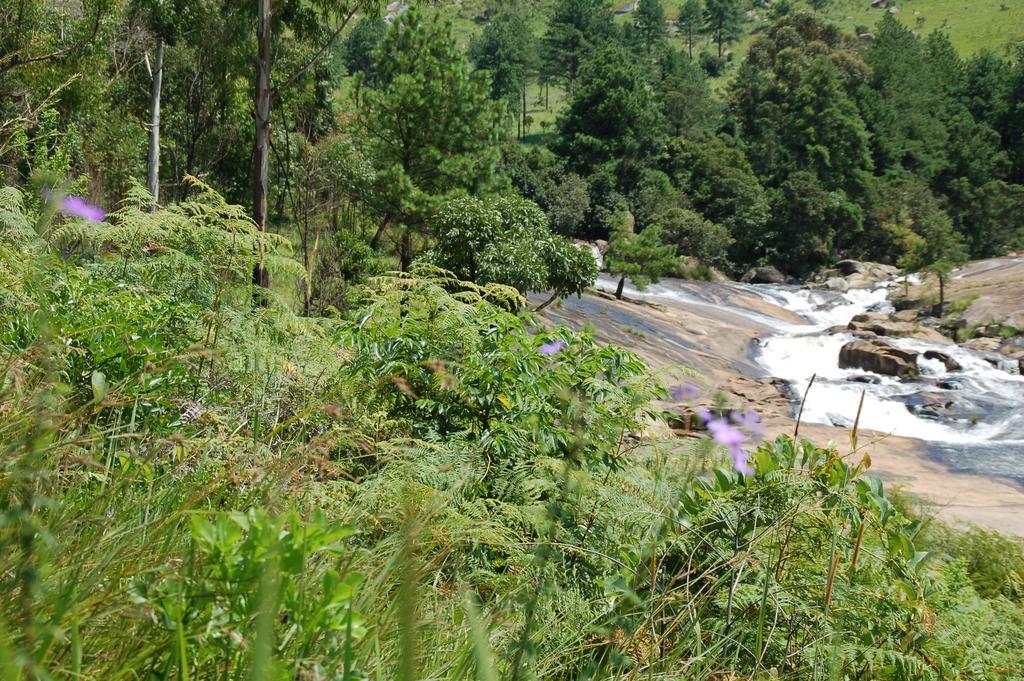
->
[[704, 0, 742, 60], [605, 222, 677, 299], [635, 0, 668, 54], [356, 8, 502, 269], [677, 0, 703, 59]]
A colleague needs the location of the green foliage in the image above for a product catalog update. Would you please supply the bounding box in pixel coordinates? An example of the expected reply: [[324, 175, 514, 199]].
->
[[605, 222, 677, 295], [557, 43, 664, 180], [471, 10, 536, 111], [677, 0, 704, 58], [341, 266, 657, 468], [426, 194, 597, 296], [656, 205, 733, 269], [703, 0, 743, 59], [355, 7, 503, 237], [344, 15, 387, 83], [634, 0, 668, 52], [542, 0, 617, 91]]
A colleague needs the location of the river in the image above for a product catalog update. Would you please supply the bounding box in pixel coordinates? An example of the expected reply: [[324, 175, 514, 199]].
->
[[592, 273, 1024, 484]]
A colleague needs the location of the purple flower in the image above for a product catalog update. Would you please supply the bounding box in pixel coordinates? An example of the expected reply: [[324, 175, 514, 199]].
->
[[704, 413, 755, 476], [60, 195, 105, 223], [669, 382, 700, 402], [538, 340, 567, 357], [731, 410, 764, 437]]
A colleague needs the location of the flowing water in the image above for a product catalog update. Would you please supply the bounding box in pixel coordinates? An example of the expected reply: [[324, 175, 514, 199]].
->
[[596, 274, 1024, 483]]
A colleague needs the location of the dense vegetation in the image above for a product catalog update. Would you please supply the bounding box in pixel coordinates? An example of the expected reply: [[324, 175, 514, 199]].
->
[[3, 0, 1024, 678]]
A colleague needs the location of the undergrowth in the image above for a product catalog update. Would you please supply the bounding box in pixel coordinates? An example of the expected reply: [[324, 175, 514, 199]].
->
[[1, 184, 1023, 680]]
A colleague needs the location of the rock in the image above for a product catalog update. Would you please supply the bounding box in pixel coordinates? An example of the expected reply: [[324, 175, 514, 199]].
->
[[892, 309, 919, 322], [828, 412, 854, 428], [741, 266, 787, 285], [962, 337, 1001, 353], [834, 259, 864, 276], [888, 6, 899, 13], [849, 374, 881, 384], [859, 32, 877, 41], [923, 350, 962, 372], [847, 312, 952, 344], [844, 273, 876, 289], [871, 0, 889, 8], [666, 408, 706, 432], [824, 276, 850, 292], [839, 339, 919, 378], [937, 380, 962, 390]]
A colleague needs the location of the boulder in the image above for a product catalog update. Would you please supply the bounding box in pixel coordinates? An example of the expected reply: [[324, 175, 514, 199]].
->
[[892, 309, 919, 322], [824, 276, 850, 292], [839, 339, 919, 378], [922, 350, 962, 372], [741, 266, 787, 285], [835, 259, 864, 276], [859, 32, 877, 41], [962, 337, 1001, 353], [847, 312, 952, 344]]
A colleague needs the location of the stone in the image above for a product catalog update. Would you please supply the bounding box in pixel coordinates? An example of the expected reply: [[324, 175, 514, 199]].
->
[[834, 259, 864, 276], [962, 337, 1001, 353], [839, 339, 919, 378], [859, 32, 877, 41], [824, 276, 850, 292], [847, 312, 951, 344], [892, 309, 919, 322], [923, 350, 962, 372], [741, 266, 787, 285], [849, 374, 881, 384]]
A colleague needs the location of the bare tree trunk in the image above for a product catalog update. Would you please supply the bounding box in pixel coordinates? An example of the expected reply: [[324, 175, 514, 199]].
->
[[615, 274, 626, 300], [533, 290, 560, 312], [252, 0, 272, 289], [147, 40, 164, 212], [938, 273, 946, 317], [400, 229, 412, 272], [522, 85, 527, 138]]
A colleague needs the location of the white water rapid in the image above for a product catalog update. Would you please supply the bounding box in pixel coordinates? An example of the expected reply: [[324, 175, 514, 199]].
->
[[596, 273, 1024, 481]]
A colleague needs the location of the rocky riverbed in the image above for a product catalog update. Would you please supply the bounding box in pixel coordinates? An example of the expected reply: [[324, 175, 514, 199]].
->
[[539, 257, 1024, 536]]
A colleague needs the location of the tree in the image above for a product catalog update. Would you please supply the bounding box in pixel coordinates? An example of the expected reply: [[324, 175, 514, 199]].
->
[[859, 15, 951, 183], [356, 8, 502, 270], [251, 0, 380, 288], [343, 15, 387, 83], [655, 206, 733, 269], [656, 49, 720, 137], [899, 210, 968, 315], [662, 137, 770, 270], [704, 0, 742, 60], [557, 44, 664, 180], [471, 11, 536, 139], [605, 222, 677, 299], [635, 0, 668, 55], [543, 0, 616, 92], [427, 194, 597, 301], [677, 0, 703, 59]]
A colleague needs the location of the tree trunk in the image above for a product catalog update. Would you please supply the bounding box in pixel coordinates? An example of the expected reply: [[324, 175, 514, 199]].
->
[[252, 0, 272, 289], [147, 39, 164, 212], [521, 85, 527, 138], [938, 273, 946, 317], [615, 275, 626, 300], [687, 28, 693, 59], [533, 290, 560, 312], [400, 229, 412, 272]]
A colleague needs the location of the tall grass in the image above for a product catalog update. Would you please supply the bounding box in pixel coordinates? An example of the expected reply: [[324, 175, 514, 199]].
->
[[1, 184, 1023, 679]]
